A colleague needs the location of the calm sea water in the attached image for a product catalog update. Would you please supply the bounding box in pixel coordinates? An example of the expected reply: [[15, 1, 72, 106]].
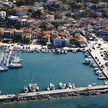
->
[[0, 52, 107, 108]]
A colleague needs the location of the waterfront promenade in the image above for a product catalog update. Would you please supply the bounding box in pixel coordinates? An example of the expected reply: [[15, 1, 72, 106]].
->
[[87, 39, 108, 79], [0, 85, 108, 103]]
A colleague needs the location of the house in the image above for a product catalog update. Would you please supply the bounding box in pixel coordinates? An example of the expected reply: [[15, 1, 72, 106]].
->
[[19, 18, 28, 27], [15, 29, 23, 35], [0, 28, 4, 35], [58, 10, 71, 18], [60, 4, 69, 10], [53, 36, 63, 47], [4, 29, 15, 38], [99, 28, 108, 36], [0, 11, 6, 19], [40, 31, 51, 44], [53, 36, 70, 47], [32, 28, 41, 39], [45, 23, 54, 30], [87, 2, 96, 8], [98, 2, 107, 8], [51, 30, 58, 36], [21, 33, 31, 43], [45, 14, 55, 22], [47, 0, 62, 7], [74, 34, 87, 47], [54, 19, 66, 24], [13, 7, 28, 16]]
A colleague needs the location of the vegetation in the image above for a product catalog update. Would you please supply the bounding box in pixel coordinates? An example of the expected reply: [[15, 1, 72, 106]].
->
[[39, 23, 46, 30], [32, 9, 42, 19], [12, 34, 22, 43], [51, 22, 59, 29], [16, 0, 34, 6], [70, 38, 80, 46]]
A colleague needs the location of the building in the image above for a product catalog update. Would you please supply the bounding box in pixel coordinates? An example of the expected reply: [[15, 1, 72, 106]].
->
[[45, 14, 55, 22], [21, 33, 31, 43], [13, 7, 28, 16]]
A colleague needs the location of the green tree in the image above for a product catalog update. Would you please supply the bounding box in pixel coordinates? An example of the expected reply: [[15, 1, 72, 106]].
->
[[70, 38, 80, 46], [32, 9, 42, 19], [51, 22, 59, 29]]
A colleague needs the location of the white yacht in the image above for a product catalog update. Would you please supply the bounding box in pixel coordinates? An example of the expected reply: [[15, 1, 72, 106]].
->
[[66, 83, 72, 89], [10, 56, 22, 63], [34, 83, 39, 91], [59, 82, 66, 89], [83, 58, 91, 64], [47, 87, 50, 91], [23, 86, 29, 93], [49, 83, 55, 90], [9, 63, 22, 68], [0, 64, 8, 71], [29, 83, 36, 92]]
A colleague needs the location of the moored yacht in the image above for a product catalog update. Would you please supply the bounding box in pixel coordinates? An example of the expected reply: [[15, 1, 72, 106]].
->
[[83, 58, 91, 64], [49, 83, 55, 90], [29, 83, 36, 92], [59, 82, 66, 89], [9, 63, 22, 68], [0, 64, 8, 71], [23, 86, 29, 93], [34, 83, 39, 91]]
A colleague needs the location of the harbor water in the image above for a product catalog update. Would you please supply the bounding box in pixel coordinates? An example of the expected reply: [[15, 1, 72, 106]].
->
[[0, 52, 106, 107]]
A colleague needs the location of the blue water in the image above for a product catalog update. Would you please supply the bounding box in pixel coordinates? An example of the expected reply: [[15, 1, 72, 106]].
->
[[0, 52, 106, 108]]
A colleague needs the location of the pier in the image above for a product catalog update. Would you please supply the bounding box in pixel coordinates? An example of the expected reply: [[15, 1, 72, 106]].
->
[[0, 85, 108, 103], [87, 41, 108, 79]]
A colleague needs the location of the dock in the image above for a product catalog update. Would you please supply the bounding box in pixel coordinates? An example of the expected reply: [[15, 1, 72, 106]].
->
[[87, 41, 108, 79], [0, 85, 108, 103]]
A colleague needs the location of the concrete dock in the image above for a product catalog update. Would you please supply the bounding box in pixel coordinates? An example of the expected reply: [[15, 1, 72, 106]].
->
[[87, 40, 108, 79], [0, 85, 108, 103]]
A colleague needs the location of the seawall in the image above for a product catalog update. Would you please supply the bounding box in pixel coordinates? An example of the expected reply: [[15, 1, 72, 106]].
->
[[0, 85, 108, 104]]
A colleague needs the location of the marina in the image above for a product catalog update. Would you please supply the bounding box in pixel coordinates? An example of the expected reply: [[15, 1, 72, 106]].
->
[[0, 50, 22, 71], [0, 52, 102, 95], [0, 38, 107, 105]]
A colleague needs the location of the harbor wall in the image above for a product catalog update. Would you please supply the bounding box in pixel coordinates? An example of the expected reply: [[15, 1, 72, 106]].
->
[[0, 85, 108, 104], [87, 50, 108, 79]]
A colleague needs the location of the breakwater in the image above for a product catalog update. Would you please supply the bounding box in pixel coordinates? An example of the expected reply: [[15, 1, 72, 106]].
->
[[0, 85, 108, 104]]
